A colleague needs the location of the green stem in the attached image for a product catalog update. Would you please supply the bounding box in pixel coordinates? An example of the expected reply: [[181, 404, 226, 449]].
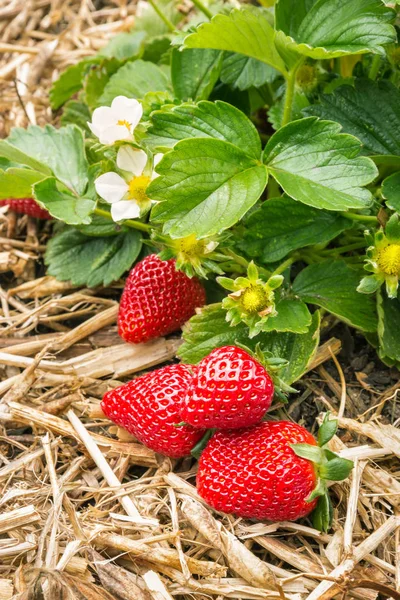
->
[[368, 55, 381, 81], [190, 0, 213, 19], [147, 0, 176, 31], [281, 59, 304, 127], [221, 249, 271, 277], [341, 212, 378, 224], [94, 208, 152, 233], [322, 241, 367, 255], [272, 255, 296, 276]]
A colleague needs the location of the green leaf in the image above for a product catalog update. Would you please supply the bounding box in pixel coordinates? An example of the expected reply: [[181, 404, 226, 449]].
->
[[8, 125, 89, 195], [50, 58, 99, 110], [260, 310, 320, 384], [0, 168, 45, 199], [149, 138, 267, 238], [382, 172, 400, 212], [0, 140, 51, 175], [293, 260, 378, 332], [98, 31, 147, 60], [76, 214, 125, 237], [33, 178, 95, 225], [142, 35, 173, 63], [263, 118, 378, 211], [146, 100, 262, 157], [61, 100, 92, 133], [268, 91, 309, 131], [135, 0, 183, 37], [320, 457, 354, 481], [239, 196, 352, 263], [183, 8, 288, 76], [263, 298, 312, 333], [275, 0, 396, 59], [45, 227, 142, 288], [220, 53, 278, 91], [178, 304, 320, 383], [171, 48, 223, 101], [377, 290, 400, 361], [84, 58, 123, 109], [318, 413, 338, 447], [305, 80, 400, 156], [99, 60, 171, 105], [178, 304, 254, 363], [290, 444, 323, 463]]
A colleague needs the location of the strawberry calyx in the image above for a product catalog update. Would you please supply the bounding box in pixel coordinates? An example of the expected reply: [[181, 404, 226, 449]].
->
[[151, 231, 228, 278], [291, 413, 353, 532]]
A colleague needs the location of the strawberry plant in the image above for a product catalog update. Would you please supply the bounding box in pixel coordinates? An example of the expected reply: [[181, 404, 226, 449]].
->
[[2, 0, 400, 374]]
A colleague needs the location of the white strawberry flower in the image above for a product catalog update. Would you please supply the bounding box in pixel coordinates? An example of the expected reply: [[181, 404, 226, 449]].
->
[[87, 96, 143, 145], [94, 146, 163, 222]]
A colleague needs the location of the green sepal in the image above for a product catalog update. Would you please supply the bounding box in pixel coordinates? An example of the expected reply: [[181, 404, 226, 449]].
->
[[357, 274, 383, 295], [290, 444, 324, 463], [385, 275, 399, 299], [191, 429, 214, 460], [317, 412, 338, 447], [320, 457, 354, 481], [218, 277, 237, 291], [306, 477, 327, 502], [312, 492, 333, 533]]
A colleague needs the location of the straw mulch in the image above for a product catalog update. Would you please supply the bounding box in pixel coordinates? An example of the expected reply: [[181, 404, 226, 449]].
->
[[0, 2, 400, 599]]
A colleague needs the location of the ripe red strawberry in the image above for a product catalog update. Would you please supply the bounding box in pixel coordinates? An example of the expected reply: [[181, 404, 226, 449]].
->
[[0, 198, 51, 219], [197, 421, 319, 521], [180, 346, 274, 429], [101, 364, 205, 458], [118, 254, 206, 344]]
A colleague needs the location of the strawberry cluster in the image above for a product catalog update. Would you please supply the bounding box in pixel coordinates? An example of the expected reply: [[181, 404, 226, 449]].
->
[[102, 254, 353, 529]]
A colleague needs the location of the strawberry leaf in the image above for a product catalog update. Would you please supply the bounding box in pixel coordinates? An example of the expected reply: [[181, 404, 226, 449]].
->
[[183, 8, 288, 76], [239, 196, 353, 263], [149, 138, 267, 238], [305, 80, 400, 156], [45, 227, 142, 287], [33, 178, 95, 225], [275, 0, 396, 59], [146, 100, 262, 157], [382, 172, 400, 213], [263, 118, 378, 211], [0, 168, 45, 199], [261, 298, 312, 334], [171, 48, 223, 101], [293, 260, 378, 332], [99, 60, 171, 106], [7, 124, 89, 196], [220, 53, 278, 91]]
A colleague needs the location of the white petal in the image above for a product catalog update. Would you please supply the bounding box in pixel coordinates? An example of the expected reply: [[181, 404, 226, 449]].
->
[[117, 146, 147, 176], [95, 172, 128, 204], [111, 96, 143, 130], [87, 121, 103, 140], [90, 106, 118, 129], [111, 200, 141, 221], [99, 124, 132, 145], [151, 153, 164, 180]]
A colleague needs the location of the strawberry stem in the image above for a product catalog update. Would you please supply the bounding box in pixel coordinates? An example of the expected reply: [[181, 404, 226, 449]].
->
[[94, 208, 152, 233]]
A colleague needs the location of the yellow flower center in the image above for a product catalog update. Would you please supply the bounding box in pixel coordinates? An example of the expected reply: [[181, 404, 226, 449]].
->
[[128, 175, 151, 204], [117, 119, 132, 132], [377, 243, 400, 276], [241, 285, 270, 314]]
